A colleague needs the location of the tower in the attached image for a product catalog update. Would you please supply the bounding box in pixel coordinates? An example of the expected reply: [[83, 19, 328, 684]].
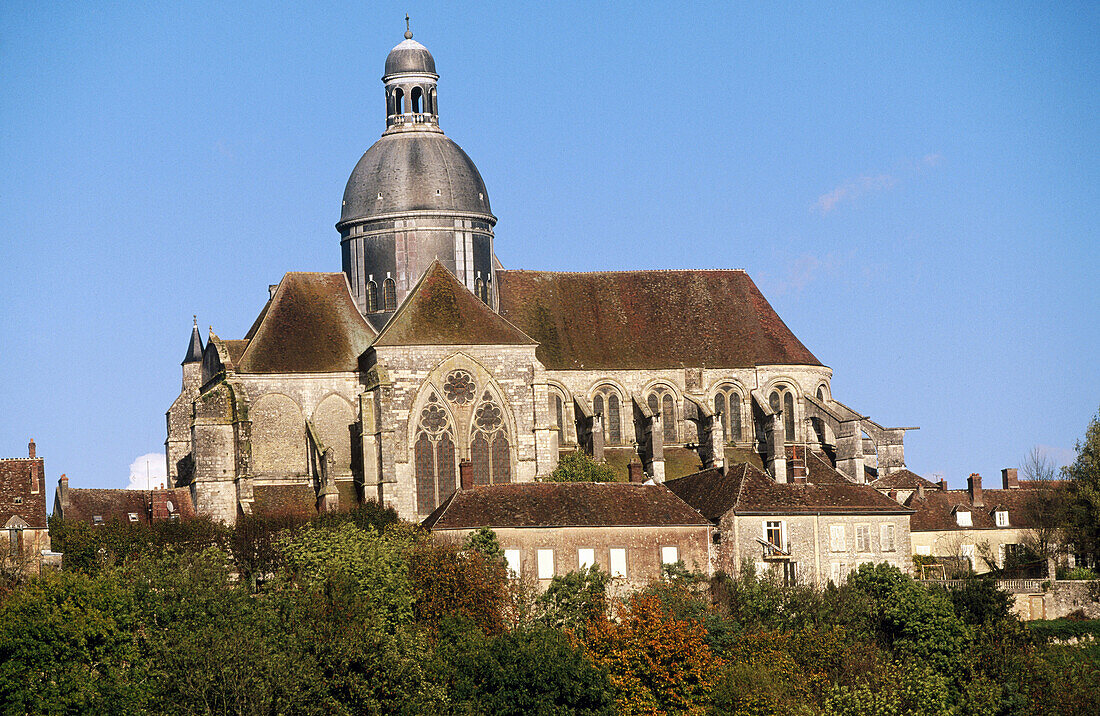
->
[[165, 318, 204, 485], [338, 25, 497, 329]]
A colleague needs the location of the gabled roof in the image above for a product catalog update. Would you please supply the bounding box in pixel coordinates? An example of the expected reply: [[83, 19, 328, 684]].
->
[[60, 488, 195, 526], [495, 269, 822, 370], [666, 461, 911, 522], [0, 458, 47, 529], [374, 261, 536, 347], [237, 273, 376, 373], [905, 487, 1043, 531], [421, 482, 710, 530], [871, 469, 937, 491]]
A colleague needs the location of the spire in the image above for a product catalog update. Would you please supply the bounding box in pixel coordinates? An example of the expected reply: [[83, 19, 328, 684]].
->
[[405, 13, 413, 40], [182, 316, 204, 364]]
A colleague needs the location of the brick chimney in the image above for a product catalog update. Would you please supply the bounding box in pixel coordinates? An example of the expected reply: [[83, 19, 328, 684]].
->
[[917, 484, 925, 499], [150, 490, 170, 521], [28, 438, 35, 458], [968, 473, 983, 507], [459, 460, 474, 490], [788, 445, 808, 482], [628, 459, 645, 484], [57, 474, 69, 512], [938, 478, 948, 491], [1002, 467, 1019, 490]]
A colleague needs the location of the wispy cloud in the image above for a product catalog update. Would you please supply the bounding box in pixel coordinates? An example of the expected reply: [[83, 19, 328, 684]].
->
[[814, 153, 943, 214], [126, 452, 167, 490], [767, 252, 840, 296]]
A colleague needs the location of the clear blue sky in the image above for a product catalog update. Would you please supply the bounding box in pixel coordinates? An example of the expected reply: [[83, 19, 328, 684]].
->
[[2, 2, 1097, 493]]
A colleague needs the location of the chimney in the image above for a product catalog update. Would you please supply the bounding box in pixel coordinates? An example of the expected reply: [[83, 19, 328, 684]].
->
[[28, 438, 35, 459], [58, 474, 69, 511], [917, 484, 925, 499], [150, 490, 170, 521], [1002, 467, 1018, 490], [938, 478, 948, 491], [459, 460, 474, 490], [968, 473, 983, 507], [788, 445, 808, 481], [628, 459, 645, 484]]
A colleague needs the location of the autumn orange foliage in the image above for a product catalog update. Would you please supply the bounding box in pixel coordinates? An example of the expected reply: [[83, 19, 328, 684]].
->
[[407, 540, 508, 634]]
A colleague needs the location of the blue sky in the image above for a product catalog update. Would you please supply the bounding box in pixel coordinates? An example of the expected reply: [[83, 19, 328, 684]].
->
[[1, 2, 1097, 492]]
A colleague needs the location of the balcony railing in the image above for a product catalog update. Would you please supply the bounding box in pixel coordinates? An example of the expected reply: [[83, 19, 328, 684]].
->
[[918, 578, 1045, 594], [757, 538, 793, 561], [387, 113, 437, 127]]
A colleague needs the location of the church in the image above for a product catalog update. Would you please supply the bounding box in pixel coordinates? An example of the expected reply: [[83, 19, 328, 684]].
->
[[165, 29, 916, 527]]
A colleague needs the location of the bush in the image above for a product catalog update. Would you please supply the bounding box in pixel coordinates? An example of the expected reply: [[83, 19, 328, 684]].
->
[[1027, 618, 1100, 642], [544, 451, 617, 483]]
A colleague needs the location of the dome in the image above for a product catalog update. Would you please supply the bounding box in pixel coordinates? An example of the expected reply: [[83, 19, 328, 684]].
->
[[384, 38, 437, 78], [340, 132, 492, 224]]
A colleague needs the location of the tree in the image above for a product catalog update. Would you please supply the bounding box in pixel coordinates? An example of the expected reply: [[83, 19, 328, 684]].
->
[[545, 451, 617, 483], [407, 539, 509, 634], [942, 578, 1013, 627], [463, 525, 506, 562], [1019, 446, 1070, 563], [539, 566, 611, 631], [1065, 407, 1100, 568]]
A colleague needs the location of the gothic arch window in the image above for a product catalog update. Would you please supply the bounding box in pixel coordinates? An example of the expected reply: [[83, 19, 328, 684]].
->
[[592, 385, 622, 445], [713, 385, 743, 443], [768, 385, 796, 442], [366, 280, 379, 312], [549, 391, 566, 445], [414, 393, 456, 514], [816, 384, 828, 402], [383, 278, 397, 310], [471, 391, 511, 485], [647, 385, 678, 444], [411, 86, 423, 113]]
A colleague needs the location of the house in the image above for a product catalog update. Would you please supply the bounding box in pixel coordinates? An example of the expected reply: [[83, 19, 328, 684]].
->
[[1, 440, 57, 574], [54, 474, 196, 527], [667, 449, 913, 585], [422, 465, 712, 589]]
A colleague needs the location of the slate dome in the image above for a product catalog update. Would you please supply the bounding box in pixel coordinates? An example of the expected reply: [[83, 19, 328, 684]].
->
[[384, 38, 437, 78], [340, 132, 492, 223]]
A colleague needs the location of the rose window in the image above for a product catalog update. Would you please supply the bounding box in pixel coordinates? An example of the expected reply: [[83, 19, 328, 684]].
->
[[420, 402, 449, 434], [443, 370, 476, 405], [475, 401, 503, 431]]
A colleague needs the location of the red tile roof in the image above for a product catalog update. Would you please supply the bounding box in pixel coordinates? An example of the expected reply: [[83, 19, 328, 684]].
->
[[61, 487, 195, 526], [871, 469, 937, 491], [666, 461, 911, 522], [905, 487, 1045, 532], [0, 458, 48, 529], [495, 269, 822, 370], [237, 273, 376, 373], [374, 262, 536, 347], [421, 482, 710, 530]]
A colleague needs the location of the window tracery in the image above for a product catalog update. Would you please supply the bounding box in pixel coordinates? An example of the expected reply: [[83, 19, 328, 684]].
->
[[768, 385, 796, 441], [647, 386, 678, 443], [443, 370, 476, 405], [414, 393, 456, 514], [713, 385, 743, 443], [471, 391, 510, 485], [592, 386, 622, 445]]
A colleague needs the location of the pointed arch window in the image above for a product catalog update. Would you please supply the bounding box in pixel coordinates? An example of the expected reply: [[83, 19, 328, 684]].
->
[[383, 278, 397, 310], [816, 385, 827, 401], [713, 385, 742, 443], [647, 386, 678, 444], [471, 392, 511, 485], [592, 386, 622, 445], [366, 280, 379, 312], [414, 393, 456, 514], [769, 386, 797, 442], [549, 392, 566, 445]]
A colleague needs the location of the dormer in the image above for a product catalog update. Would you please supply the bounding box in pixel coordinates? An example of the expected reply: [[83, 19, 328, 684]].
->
[[953, 506, 972, 527]]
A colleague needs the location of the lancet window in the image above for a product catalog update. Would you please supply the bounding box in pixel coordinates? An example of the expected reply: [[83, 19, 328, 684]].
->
[[713, 385, 743, 443], [769, 386, 797, 442], [549, 392, 565, 445], [366, 280, 379, 312], [383, 278, 397, 310], [591, 386, 622, 445], [471, 391, 511, 485], [414, 393, 456, 514], [646, 386, 678, 443]]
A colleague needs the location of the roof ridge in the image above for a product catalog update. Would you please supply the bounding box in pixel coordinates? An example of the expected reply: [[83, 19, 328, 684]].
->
[[498, 268, 748, 275]]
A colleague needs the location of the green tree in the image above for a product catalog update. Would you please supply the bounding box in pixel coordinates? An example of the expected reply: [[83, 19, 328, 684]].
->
[[1065, 406, 1100, 568], [545, 451, 617, 482], [943, 578, 1013, 627], [539, 566, 611, 631], [463, 526, 506, 562]]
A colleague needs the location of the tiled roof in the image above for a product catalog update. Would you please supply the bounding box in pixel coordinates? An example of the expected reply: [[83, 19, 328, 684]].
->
[[374, 262, 536, 347], [495, 269, 822, 370], [237, 273, 376, 373], [871, 469, 937, 491], [905, 487, 1044, 531], [421, 482, 710, 530], [61, 487, 195, 525], [666, 461, 911, 522], [0, 458, 48, 529]]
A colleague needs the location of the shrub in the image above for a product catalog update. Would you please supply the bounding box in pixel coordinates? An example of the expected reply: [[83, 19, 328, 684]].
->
[[544, 451, 617, 483]]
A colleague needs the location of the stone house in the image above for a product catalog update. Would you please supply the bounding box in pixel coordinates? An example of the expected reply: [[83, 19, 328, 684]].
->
[[667, 449, 913, 585], [422, 474, 712, 590], [164, 28, 918, 525], [0, 440, 55, 574], [906, 469, 1053, 574], [54, 474, 195, 526]]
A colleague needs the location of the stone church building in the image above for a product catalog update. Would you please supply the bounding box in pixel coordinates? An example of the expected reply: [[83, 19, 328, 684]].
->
[[166, 30, 916, 526]]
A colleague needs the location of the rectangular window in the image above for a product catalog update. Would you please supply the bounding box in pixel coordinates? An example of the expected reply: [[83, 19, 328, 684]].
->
[[915, 544, 932, 556], [609, 548, 627, 578], [961, 544, 975, 568], [128, 513, 140, 523], [830, 524, 846, 552], [537, 549, 554, 579], [830, 561, 848, 584], [855, 525, 870, 553], [578, 548, 595, 570], [880, 523, 896, 552], [661, 546, 679, 564], [956, 511, 972, 527], [13, 497, 22, 505], [505, 549, 521, 577], [765, 521, 783, 549], [8, 530, 18, 557], [995, 510, 1009, 527]]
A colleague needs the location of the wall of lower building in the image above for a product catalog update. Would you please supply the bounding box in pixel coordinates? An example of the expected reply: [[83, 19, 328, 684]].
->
[[910, 527, 1032, 574], [720, 512, 912, 586], [431, 524, 712, 591], [3, 527, 51, 575]]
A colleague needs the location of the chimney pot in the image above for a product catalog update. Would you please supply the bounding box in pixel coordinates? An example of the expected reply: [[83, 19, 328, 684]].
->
[[28, 439, 35, 459], [938, 478, 948, 491], [917, 484, 925, 499], [459, 460, 474, 490], [1002, 467, 1019, 490]]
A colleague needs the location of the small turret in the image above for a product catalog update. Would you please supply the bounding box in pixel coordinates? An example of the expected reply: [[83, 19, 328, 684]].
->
[[182, 315, 204, 364], [166, 316, 205, 486]]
